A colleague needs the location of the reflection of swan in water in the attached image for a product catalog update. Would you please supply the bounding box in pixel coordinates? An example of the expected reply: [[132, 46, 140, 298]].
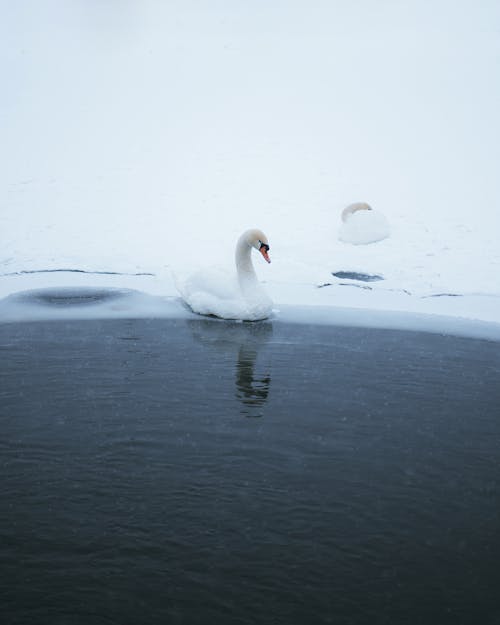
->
[[236, 344, 271, 411], [187, 318, 272, 417]]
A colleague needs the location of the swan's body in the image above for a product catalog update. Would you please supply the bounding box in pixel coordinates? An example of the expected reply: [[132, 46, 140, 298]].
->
[[339, 202, 390, 245], [177, 229, 273, 321]]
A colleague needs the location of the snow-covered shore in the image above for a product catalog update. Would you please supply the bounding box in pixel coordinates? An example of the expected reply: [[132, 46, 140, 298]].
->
[[2, 1, 499, 331]]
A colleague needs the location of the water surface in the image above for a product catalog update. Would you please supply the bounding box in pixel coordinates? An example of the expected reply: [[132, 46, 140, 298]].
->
[[1, 318, 499, 625]]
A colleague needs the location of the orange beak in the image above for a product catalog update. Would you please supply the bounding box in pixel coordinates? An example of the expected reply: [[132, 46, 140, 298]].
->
[[259, 247, 271, 263]]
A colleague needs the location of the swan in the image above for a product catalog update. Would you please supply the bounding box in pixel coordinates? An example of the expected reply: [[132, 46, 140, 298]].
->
[[176, 229, 273, 321], [339, 202, 390, 245]]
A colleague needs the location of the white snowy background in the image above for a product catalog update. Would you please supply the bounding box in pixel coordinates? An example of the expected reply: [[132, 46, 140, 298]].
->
[[1, 0, 499, 326]]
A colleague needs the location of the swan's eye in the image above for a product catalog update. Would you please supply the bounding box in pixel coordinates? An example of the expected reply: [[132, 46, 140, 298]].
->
[[259, 241, 270, 252]]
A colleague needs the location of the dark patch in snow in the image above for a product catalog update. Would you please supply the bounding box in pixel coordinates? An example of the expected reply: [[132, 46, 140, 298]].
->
[[317, 282, 373, 291], [0, 268, 155, 277], [332, 271, 384, 282], [422, 293, 463, 298], [389, 288, 412, 296], [339, 282, 373, 290]]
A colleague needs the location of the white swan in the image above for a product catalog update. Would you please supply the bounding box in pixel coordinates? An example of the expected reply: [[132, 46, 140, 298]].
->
[[339, 202, 391, 245], [176, 229, 273, 321]]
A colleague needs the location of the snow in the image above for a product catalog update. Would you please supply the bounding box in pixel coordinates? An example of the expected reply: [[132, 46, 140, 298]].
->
[[1, 1, 500, 334]]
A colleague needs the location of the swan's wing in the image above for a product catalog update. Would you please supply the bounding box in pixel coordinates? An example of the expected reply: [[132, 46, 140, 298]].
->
[[240, 282, 274, 320], [187, 291, 247, 319], [177, 267, 238, 301], [176, 267, 243, 318], [176, 267, 273, 321], [188, 291, 272, 321]]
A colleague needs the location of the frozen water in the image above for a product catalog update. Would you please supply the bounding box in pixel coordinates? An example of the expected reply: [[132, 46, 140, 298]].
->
[[0, 287, 187, 323], [2, 285, 500, 342], [13, 286, 131, 307]]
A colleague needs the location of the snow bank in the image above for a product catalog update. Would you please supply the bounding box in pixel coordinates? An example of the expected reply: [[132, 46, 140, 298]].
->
[[1, 1, 500, 331]]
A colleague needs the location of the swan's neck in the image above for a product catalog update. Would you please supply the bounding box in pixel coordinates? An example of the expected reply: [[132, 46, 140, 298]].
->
[[235, 235, 258, 290]]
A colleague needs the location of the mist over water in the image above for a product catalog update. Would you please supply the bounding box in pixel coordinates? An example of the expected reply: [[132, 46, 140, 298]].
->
[[1, 316, 499, 624]]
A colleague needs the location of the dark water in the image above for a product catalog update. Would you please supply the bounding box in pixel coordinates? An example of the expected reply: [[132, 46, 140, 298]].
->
[[332, 271, 384, 282], [1, 318, 500, 625]]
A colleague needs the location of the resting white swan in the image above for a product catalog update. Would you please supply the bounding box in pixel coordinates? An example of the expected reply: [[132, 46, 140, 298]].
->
[[339, 202, 390, 245], [176, 229, 273, 321]]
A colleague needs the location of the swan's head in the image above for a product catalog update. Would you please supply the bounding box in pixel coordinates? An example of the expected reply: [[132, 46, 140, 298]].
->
[[341, 202, 373, 223], [246, 229, 271, 264]]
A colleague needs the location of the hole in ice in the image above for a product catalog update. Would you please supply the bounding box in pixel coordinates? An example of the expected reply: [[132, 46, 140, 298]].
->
[[332, 271, 384, 282]]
